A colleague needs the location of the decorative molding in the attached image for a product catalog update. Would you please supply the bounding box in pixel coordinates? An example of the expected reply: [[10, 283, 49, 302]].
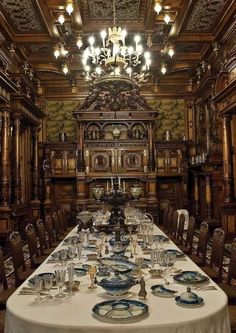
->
[[186, 0, 227, 31], [0, 0, 45, 33]]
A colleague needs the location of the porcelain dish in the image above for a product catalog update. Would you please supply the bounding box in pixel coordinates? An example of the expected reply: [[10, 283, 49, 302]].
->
[[92, 299, 148, 321], [151, 284, 177, 297], [154, 235, 169, 242], [174, 271, 209, 284], [164, 249, 185, 257], [99, 258, 137, 274], [98, 273, 137, 295], [74, 268, 87, 277], [29, 273, 55, 286]]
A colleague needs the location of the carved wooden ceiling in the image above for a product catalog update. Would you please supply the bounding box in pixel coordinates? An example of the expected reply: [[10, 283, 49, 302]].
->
[[0, 0, 235, 96]]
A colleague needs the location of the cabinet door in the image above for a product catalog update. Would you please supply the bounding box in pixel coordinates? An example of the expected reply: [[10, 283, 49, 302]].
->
[[51, 151, 64, 175], [167, 149, 182, 174], [156, 150, 167, 175]]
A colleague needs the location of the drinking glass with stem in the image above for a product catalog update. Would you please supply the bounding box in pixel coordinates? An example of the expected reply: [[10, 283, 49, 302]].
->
[[55, 269, 66, 298], [34, 278, 43, 301], [67, 264, 75, 296], [44, 274, 54, 299]]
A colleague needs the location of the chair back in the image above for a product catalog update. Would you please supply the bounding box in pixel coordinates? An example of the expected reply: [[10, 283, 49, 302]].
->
[[9, 231, 26, 285], [36, 219, 48, 255], [45, 215, 56, 246], [210, 228, 225, 274], [0, 247, 8, 289], [176, 213, 185, 244], [227, 238, 236, 285], [161, 208, 169, 226], [196, 222, 209, 265], [184, 216, 196, 253], [170, 210, 178, 238], [25, 224, 39, 267], [165, 208, 173, 234], [58, 209, 66, 233], [52, 212, 61, 240]]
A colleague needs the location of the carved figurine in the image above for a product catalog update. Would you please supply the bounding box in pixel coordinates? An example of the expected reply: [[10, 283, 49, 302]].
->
[[138, 277, 147, 299]]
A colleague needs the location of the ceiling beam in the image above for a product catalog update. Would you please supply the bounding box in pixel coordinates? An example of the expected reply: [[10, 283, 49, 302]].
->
[[169, 0, 195, 38], [35, 0, 60, 40]]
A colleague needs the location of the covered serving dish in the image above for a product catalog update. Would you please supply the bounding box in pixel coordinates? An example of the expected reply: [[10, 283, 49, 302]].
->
[[98, 273, 137, 296]]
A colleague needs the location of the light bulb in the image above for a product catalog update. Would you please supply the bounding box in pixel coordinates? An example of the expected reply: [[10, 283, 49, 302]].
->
[[58, 14, 65, 25], [114, 67, 120, 75], [54, 47, 60, 59], [88, 36, 95, 46], [164, 13, 171, 24], [95, 47, 100, 56], [161, 64, 167, 74], [101, 30, 107, 39], [62, 64, 69, 75], [134, 35, 141, 44], [154, 1, 162, 14], [76, 36, 83, 49], [85, 65, 90, 72], [128, 46, 134, 55], [95, 67, 102, 75], [168, 46, 174, 57], [66, 0, 73, 15], [144, 51, 151, 60]]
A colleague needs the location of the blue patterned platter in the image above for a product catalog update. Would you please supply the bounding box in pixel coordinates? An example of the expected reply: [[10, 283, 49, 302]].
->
[[164, 249, 185, 257], [154, 235, 169, 242], [29, 273, 55, 286], [109, 236, 130, 247], [92, 299, 148, 321], [175, 296, 204, 307], [151, 284, 177, 297], [99, 258, 137, 274], [74, 268, 87, 277], [174, 271, 209, 284]]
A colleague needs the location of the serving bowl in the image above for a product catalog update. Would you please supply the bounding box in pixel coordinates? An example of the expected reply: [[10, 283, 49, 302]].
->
[[98, 273, 137, 296]]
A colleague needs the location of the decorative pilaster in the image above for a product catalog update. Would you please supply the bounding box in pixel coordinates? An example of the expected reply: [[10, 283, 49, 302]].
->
[[194, 175, 199, 217], [0, 105, 13, 234], [222, 115, 234, 202], [12, 112, 22, 204], [146, 172, 158, 222], [30, 127, 41, 220], [0, 105, 11, 206], [205, 175, 212, 219]]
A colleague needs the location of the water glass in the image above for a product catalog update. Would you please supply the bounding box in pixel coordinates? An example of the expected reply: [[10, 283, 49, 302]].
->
[[44, 275, 53, 299], [60, 249, 68, 265], [34, 278, 43, 301], [150, 249, 156, 269], [55, 269, 66, 298], [67, 265, 75, 296], [68, 246, 76, 262], [76, 243, 83, 263]]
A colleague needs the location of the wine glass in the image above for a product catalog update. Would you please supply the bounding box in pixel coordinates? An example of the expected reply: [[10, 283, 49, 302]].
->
[[60, 249, 68, 266], [68, 245, 76, 263], [44, 275, 53, 299], [34, 278, 43, 301], [76, 243, 83, 264], [55, 269, 66, 298]]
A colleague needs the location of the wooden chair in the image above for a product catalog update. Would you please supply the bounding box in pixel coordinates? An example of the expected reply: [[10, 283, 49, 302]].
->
[[218, 239, 236, 304], [25, 224, 48, 268], [178, 216, 196, 255], [228, 305, 236, 332], [36, 219, 53, 256], [201, 228, 225, 283], [52, 212, 63, 241], [9, 231, 35, 287], [169, 210, 179, 241], [174, 213, 185, 245], [189, 222, 209, 266], [58, 209, 67, 234], [160, 208, 173, 234], [160, 207, 169, 227], [45, 215, 59, 248], [0, 247, 17, 309]]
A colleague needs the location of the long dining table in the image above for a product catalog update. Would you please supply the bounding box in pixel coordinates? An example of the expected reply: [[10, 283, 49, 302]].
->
[[5, 222, 230, 333]]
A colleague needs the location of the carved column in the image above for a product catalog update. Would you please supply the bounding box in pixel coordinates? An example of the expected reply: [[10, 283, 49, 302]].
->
[[222, 115, 234, 202], [12, 112, 22, 204], [30, 127, 41, 220], [0, 105, 13, 234], [146, 172, 158, 222], [0, 105, 11, 206], [194, 175, 199, 217], [43, 147, 52, 215], [205, 175, 212, 219]]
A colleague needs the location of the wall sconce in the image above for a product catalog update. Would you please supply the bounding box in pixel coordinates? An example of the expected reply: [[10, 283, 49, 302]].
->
[[54, 45, 60, 58], [146, 34, 153, 48], [62, 63, 69, 75], [154, 1, 162, 14], [213, 42, 220, 55], [76, 35, 83, 49], [58, 13, 65, 25], [66, 0, 74, 15], [164, 13, 171, 24], [168, 45, 175, 57], [161, 63, 167, 74], [53, 44, 68, 58]]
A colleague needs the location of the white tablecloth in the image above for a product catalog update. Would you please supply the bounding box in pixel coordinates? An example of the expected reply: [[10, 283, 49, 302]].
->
[[5, 226, 230, 333]]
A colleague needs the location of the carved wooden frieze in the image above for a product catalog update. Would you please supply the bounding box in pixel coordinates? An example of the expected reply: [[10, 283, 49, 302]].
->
[[0, 0, 46, 33], [186, 0, 227, 31], [86, 0, 141, 20]]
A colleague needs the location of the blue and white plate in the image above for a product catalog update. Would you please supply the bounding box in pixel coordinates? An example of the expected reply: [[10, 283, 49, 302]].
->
[[154, 235, 169, 242], [29, 273, 55, 286], [151, 284, 177, 297], [109, 236, 130, 247], [174, 271, 209, 284], [175, 296, 204, 307], [74, 268, 87, 277], [92, 299, 149, 321], [164, 249, 185, 257], [99, 258, 137, 274]]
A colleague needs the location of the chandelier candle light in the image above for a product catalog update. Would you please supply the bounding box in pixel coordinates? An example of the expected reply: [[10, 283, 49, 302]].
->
[[82, 0, 151, 84]]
